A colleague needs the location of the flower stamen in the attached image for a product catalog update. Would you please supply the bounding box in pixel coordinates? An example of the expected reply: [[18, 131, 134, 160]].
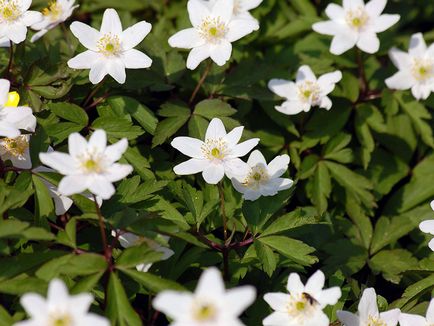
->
[[201, 138, 228, 161], [298, 81, 321, 104], [97, 33, 121, 56], [367, 315, 387, 326], [198, 16, 228, 44], [1, 135, 29, 158], [193, 302, 217, 321], [345, 7, 369, 30], [411, 58, 434, 81], [0, 0, 21, 22], [42, 1, 62, 21], [242, 164, 269, 190]]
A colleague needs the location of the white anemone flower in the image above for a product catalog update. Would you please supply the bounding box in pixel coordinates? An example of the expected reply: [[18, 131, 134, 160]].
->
[[418, 200, 434, 251], [14, 278, 109, 326], [263, 270, 342, 326], [337, 288, 400, 326], [113, 231, 174, 272], [0, 134, 31, 168], [0, 79, 36, 138], [312, 0, 400, 55], [399, 298, 434, 326], [68, 8, 152, 84], [385, 33, 434, 100], [268, 65, 342, 115], [31, 0, 78, 42], [39, 129, 133, 200], [168, 0, 259, 70], [201, 0, 262, 26], [0, 0, 43, 44], [153, 267, 256, 326], [171, 117, 259, 184], [232, 150, 293, 201]]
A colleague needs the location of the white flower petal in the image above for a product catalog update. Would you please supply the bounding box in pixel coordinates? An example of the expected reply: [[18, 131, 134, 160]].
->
[[58, 175, 89, 196], [286, 273, 305, 294], [21, 0, 32, 11], [22, 11, 43, 27], [168, 28, 205, 49], [226, 19, 257, 42], [106, 59, 126, 84], [121, 21, 151, 50], [419, 220, 434, 235], [31, 29, 48, 42], [0, 79, 10, 104], [68, 50, 98, 69], [104, 163, 133, 182], [325, 3, 345, 20], [224, 286, 256, 316], [409, 33, 427, 57], [319, 96, 332, 110], [316, 287, 342, 307], [89, 60, 108, 84], [47, 279, 70, 304], [212, 0, 234, 23], [88, 176, 116, 200], [6, 23, 27, 44], [68, 132, 88, 157], [263, 292, 291, 312], [330, 32, 358, 55], [2, 106, 36, 132], [205, 118, 226, 141], [365, 0, 387, 17], [317, 71, 342, 92], [275, 100, 307, 115], [53, 192, 74, 215], [337, 310, 360, 326], [427, 298, 434, 323], [122, 49, 152, 69], [429, 238, 434, 251], [173, 158, 208, 175], [70, 21, 100, 51], [210, 41, 232, 66], [263, 311, 291, 325], [357, 32, 380, 54], [69, 293, 94, 315], [88, 129, 107, 153], [202, 163, 225, 184], [100, 9, 122, 35], [296, 65, 316, 82], [358, 288, 379, 321], [231, 138, 259, 158], [372, 14, 400, 33], [379, 309, 400, 326], [304, 270, 325, 296], [224, 126, 244, 148], [224, 158, 250, 179], [20, 293, 47, 319], [39, 152, 76, 175], [268, 79, 297, 99], [104, 138, 128, 163], [343, 0, 364, 10], [399, 313, 426, 326], [187, 0, 211, 27], [171, 137, 204, 159], [312, 21, 343, 36], [388, 48, 411, 70], [385, 71, 414, 91], [195, 268, 226, 297], [78, 315, 110, 326], [411, 84, 432, 100], [152, 291, 193, 320], [186, 45, 211, 70], [242, 0, 263, 11], [247, 150, 266, 166]]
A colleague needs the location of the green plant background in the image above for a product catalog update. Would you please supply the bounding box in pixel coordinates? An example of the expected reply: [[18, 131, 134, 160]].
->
[[1, 0, 434, 325]]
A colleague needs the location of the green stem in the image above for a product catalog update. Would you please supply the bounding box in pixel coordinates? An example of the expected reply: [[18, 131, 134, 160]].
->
[[218, 181, 229, 280], [189, 60, 213, 105]]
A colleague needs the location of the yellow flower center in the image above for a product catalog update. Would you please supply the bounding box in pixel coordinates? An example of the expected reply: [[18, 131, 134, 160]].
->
[[345, 7, 369, 30], [367, 315, 387, 326], [5, 91, 19, 107], [198, 16, 228, 43], [97, 33, 121, 56], [2, 136, 29, 157], [298, 80, 321, 104], [412, 58, 434, 81], [82, 158, 102, 173], [42, 1, 62, 21], [285, 292, 318, 321], [193, 302, 217, 321], [49, 314, 72, 326], [201, 138, 228, 161], [242, 164, 269, 190], [0, 0, 21, 22]]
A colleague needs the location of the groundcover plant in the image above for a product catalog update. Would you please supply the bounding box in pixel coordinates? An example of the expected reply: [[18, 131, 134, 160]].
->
[[2, 0, 434, 325]]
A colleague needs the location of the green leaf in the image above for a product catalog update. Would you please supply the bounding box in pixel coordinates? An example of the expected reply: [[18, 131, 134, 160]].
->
[[152, 113, 190, 147], [262, 207, 318, 237], [32, 175, 55, 224], [258, 235, 317, 266], [307, 161, 331, 215], [47, 102, 88, 125], [106, 272, 142, 326], [120, 269, 185, 293], [369, 249, 418, 284], [194, 99, 236, 119], [92, 117, 144, 140], [116, 243, 163, 269], [254, 241, 277, 277], [188, 114, 208, 139]]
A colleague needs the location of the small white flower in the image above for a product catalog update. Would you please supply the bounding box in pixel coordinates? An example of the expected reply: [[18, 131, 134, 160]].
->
[[418, 200, 434, 251], [385, 33, 434, 100], [337, 288, 400, 326], [68, 8, 152, 84], [171, 117, 259, 184], [399, 298, 434, 326], [232, 150, 293, 201], [263, 270, 342, 326], [113, 231, 174, 272], [268, 65, 342, 115], [31, 0, 78, 42], [0, 134, 31, 168], [14, 278, 109, 326], [153, 267, 256, 326], [312, 0, 400, 55], [39, 129, 133, 200], [201, 0, 262, 27], [168, 0, 259, 70], [0, 0, 43, 44], [0, 79, 36, 139]]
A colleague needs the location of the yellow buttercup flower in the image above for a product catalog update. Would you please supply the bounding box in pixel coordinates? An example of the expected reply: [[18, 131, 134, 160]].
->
[[6, 91, 19, 107]]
